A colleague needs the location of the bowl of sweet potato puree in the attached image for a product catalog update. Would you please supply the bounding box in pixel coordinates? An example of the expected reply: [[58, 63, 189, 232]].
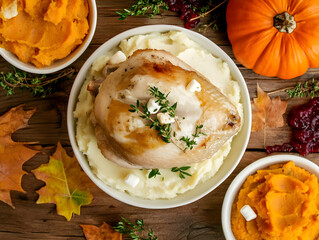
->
[[0, 0, 97, 74], [222, 154, 319, 240]]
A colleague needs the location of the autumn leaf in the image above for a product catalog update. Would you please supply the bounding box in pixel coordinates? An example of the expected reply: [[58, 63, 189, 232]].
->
[[32, 142, 93, 221], [0, 105, 39, 208], [251, 84, 288, 132], [81, 222, 122, 240]]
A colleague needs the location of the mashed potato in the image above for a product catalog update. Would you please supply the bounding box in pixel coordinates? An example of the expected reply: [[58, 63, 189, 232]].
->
[[74, 31, 243, 199]]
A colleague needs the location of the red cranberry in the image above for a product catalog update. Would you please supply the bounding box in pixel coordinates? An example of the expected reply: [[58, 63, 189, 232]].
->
[[267, 97, 319, 156]]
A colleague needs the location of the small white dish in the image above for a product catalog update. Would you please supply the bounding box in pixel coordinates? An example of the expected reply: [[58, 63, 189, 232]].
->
[[67, 24, 252, 209], [222, 154, 319, 240], [0, 0, 97, 74]]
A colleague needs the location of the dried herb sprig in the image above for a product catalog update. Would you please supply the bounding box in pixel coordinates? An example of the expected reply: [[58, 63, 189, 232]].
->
[[171, 166, 192, 179], [113, 217, 158, 240], [180, 124, 206, 151], [0, 67, 76, 97], [267, 78, 319, 99], [116, 0, 168, 20]]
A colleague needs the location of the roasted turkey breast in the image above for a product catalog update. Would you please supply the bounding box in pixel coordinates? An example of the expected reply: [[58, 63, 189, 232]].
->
[[91, 49, 241, 169]]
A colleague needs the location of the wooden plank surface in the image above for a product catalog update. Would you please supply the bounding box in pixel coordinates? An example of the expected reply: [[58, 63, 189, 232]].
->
[[1, 1, 318, 239]]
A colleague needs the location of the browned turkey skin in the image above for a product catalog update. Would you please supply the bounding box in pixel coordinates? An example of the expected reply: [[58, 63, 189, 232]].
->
[[89, 49, 241, 169]]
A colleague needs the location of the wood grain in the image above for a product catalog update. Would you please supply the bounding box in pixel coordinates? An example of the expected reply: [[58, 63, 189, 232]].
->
[[0, 1, 318, 240]]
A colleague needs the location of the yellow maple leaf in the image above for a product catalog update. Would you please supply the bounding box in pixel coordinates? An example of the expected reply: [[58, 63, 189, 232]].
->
[[32, 142, 93, 221], [81, 222, 122, 240], [251, 84, 288, 132], [0, 105, 39, 208]]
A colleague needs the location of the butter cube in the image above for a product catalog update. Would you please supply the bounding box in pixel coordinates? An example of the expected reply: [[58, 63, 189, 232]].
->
[[240, 205, 257, 221], [186, 79, 201, 93], [147, 98, 160, 114], [124, 174, 140, 188], [109, 51, 127, 64], [1, 0, 18, 20], [157, 112, 175, 125]]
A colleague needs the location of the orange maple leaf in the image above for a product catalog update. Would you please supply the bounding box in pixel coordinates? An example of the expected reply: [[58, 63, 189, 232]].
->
[[0, 105, 39, 208], [32, 142, 93, 221], [81, 222, 122, 240], [251, 84, 288, 132]]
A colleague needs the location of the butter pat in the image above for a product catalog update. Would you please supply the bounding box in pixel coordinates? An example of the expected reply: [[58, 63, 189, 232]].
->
[[157, 112, 175, 125], [1, 0, 18, 20], [124, 174, 140, 188], [186, 79, 201, 93], [147, 98, 160, 114], [109, 51, 127, 64], [240, 205, 257, 221]]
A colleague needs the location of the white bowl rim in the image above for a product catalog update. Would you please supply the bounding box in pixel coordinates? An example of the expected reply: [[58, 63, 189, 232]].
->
[[67, 24, 252, 209], [222, 154, 319, 240], [0, 0, 97, 74]]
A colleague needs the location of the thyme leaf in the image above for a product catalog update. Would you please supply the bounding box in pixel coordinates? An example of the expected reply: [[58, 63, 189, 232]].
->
[[148, 169, 161, 179], [180, 124, 206, 151], [113, 217, 158, 240], [171, 166, 192, 179]]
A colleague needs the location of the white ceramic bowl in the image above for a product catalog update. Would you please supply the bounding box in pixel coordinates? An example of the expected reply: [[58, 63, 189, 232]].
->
[[222, 154, 319, 240], [0, 0, 97, 74], [67, 25, 251, 209]]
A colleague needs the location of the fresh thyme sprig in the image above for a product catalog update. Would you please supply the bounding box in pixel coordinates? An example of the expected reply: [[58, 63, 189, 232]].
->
[[129, 100, 173, 143], [129, 87, 177, 143], [180, 124, 206, 151], [149, 86, 177, 117], [113, 217, 158, 240], [116, 0, 168, 20], [285, 79, 319, 98], [267, 79, 319, 99], [117, 0, 227, 30], [171, 166, 192, 179], [148, 169, 161, 179], [0, 67, 75, 97]]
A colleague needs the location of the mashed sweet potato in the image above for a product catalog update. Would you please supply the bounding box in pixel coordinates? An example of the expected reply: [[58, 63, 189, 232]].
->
[[231, 161, 319, 240], [0, 0, 89, 68]]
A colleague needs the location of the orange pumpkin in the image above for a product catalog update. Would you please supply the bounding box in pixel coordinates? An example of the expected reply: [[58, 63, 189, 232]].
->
[[226, 0, 319, 79]]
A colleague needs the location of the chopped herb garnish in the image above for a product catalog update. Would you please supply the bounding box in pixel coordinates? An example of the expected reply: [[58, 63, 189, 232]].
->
[[113, 217, 158, 240], [148, 169, 161, 179], [180, 124, 206, 151], [171, 166, 192, 179]]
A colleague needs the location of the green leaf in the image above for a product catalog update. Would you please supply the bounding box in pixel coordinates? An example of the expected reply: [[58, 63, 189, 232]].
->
[[148, 169, 161, 179]]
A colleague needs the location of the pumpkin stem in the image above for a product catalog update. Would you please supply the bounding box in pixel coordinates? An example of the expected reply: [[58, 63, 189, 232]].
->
[[274, 12, 296, 33]]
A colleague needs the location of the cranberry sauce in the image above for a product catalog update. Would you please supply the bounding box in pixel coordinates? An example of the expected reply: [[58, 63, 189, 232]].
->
[[266, 98, 319, 156], [164, 0, 202, 28]]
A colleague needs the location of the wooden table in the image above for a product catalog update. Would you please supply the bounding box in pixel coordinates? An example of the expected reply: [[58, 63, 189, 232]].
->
[[1, 1, 318, 239]]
